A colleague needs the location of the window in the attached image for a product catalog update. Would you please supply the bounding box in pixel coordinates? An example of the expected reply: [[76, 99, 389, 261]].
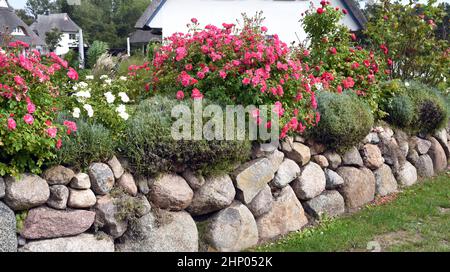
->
[[69, 34, 77, 40], [11, 27, 26, 36]]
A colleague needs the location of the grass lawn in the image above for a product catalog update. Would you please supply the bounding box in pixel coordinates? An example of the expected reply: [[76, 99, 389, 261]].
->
[[253, 172, 450, 252]]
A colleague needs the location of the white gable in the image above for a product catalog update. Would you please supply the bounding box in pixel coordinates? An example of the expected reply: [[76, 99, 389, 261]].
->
[[0, 0, 9, 8], [148, 0, 360, 44]]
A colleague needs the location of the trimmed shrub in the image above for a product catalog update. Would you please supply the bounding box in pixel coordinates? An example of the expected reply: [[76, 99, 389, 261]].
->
[[310, 92, 374, 150], [385, 95, 415, 129], [53, 119, 117, 170], [121, 96, 252, 177], [406, 82, 448, 134]]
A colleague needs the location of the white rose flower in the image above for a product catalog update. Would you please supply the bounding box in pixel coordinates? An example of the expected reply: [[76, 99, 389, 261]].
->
[[100, 75, 109, 80], [116, 104, 126, 114], [118, 111, 129, 120], [119, 76, 127, 81], [0, 48, 5, 54], [86, 75, 94, 80], [105, 79, 112, 85], [118, 92, 130, 103], [315, 83, 323, 91], [72, 107, 81, 119], [83, 104, 94, 118], [104, 92, 116, 104], [405, 82, 410, 87]]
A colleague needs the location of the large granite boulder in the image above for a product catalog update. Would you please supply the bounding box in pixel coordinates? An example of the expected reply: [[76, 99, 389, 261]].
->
[[21, 207, 95, 240], [201, 202, 258, 252], [272, 159, 300, 188], [0, 202, 17, 252], [116, 210, 198, 252], [19, 233, 114, 252], [291, 162, 326, 200], [187, 175, 235, 216], [88, 163, 115, 195], [232, 158, 275, 204], [303, 190, 345, 218], [4, 174, 50, 211], [43, 165, 75, 186], [256, 186, 308, 241], [337, 167, 376, 210], [149, 174, 193, 211], [373, 164, 398, 196]]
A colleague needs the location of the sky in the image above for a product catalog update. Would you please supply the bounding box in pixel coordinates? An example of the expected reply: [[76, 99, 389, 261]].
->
[[8, 0, 450, 10]]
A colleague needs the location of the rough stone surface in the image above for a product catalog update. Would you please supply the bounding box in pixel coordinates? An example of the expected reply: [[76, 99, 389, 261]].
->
[[256, 186, 308, 241], [107, 156, 125, 179], [149, 174, 193, 211], [378, 137, 404, 171], [407, 149, 420, 165], [341, 147, 364, 167], [411, 137, 432, 155], [232, 158, 274, 204], [272, 159, 301, 188], [303, 190, 345, 218], [19, 233, 114, 252], [137, 178, 151, 194], [94, 195, 128, 239], [267, 149, 285, 173], [361, 144, 384, 170], [187, 175, 235, 216], [116, 210, 198, 252], [203, 202, 258, 252], [21, 207, 95, 240], [0, 177, 5, 199], [135, 195, 152, 217], [324, 169, 344, 190], [284, 142, 311, 166], [373, 164, 398, 196], [182, 170, 206, 190], [47, 185, 69, 210], [246, 185, 273, 218], [323, 151, 342, 170], [70, 173, 91, 189], [434, 129, 450, 158], [4, 174, 50, 211], [312, 155, 329, 168], [251, 142, 279, 158], [414, 154, 434, 178], [428, 137, 447, 173], [43, 165, 75, 185], [67, 189, 97, 209], [0, 201, 17, 252], [364, 132, 380, 144], [395, 161, 418, 187], [117, 173, 138, 196], [291, 162, 326, 200], [88, 163, 115, 195], [307, 140, 326, 156], [337, 167, 376, 209]]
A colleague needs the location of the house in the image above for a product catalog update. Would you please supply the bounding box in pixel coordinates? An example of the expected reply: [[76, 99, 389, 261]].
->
[[0, 0, 46, 50], [127, 29, 162, 55], [30, 13, 85, 56], [135, 0, 367, 45]]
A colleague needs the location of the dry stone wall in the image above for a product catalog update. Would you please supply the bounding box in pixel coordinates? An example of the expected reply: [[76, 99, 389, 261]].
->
[[0, 125, 449, 252]]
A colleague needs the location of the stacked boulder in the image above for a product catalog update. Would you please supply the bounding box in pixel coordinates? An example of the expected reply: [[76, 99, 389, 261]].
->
[[1, 125, 449, 252]]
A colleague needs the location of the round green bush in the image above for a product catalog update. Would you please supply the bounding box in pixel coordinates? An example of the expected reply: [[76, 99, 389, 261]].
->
[[121, 96, 252, 177], [310, 92, 374, 150], [53, 119, 117, 170], [406, 82, 448, 134], [385, 95, 415, 128]]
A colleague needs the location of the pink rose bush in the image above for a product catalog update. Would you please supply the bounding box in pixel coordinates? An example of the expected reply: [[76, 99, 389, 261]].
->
[[300, 2, 390, 118], [0, 42, 77, 176], [146, 14, 327, 138]]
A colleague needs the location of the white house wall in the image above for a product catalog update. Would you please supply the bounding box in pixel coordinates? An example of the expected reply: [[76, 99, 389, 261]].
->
[[55, 32, 78, 56], [149, 0, 360, 44]]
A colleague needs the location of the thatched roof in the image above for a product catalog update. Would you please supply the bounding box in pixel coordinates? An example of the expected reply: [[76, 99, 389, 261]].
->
[[0, 6, 46, 47], [30, 13, 81, 37], [129, 29, 162, 44]]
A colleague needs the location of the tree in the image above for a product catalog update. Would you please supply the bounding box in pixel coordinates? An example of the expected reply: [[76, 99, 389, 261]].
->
[[15, 9, 34, 26], [45, 27, 63, 52], [26, 0, 56, 19]]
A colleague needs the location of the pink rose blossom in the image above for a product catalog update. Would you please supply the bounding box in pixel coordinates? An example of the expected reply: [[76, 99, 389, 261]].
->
[[176, 91, 185, 100], [46, 127, 58, 138], [23, 114, 34, 125], [7, 118, 16, 130]]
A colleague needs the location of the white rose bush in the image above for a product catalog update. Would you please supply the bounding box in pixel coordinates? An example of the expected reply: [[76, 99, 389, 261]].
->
[[66, 74, 133, 132]]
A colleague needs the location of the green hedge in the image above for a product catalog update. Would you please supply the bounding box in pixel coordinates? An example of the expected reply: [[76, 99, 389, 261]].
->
[[121, 95, 251, 177], [310, 92, 374, 151]]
